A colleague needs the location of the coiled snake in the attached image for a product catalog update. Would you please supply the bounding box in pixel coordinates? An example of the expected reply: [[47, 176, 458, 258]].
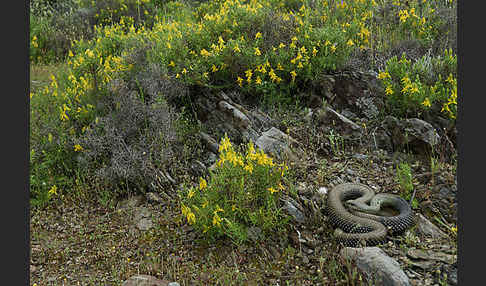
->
[[326, 183, 415, 247]]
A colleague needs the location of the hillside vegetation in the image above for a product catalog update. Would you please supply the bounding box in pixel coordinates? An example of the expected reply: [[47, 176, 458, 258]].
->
[[30, 0, 457, 285]]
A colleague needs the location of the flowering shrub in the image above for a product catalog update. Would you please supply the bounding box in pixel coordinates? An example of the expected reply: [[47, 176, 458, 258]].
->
[[378, 48, 457, 119], [180, 134, 290, 244]]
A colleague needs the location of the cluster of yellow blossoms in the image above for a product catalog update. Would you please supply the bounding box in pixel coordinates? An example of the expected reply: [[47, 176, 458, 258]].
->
[[181, 134, 288, 234]]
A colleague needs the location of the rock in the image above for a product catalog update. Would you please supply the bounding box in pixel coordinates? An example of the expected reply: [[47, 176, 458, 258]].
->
[[121, 274, 170, 286], [403, 257, 436, 270], [117, 195, 144, 210], [406, 249, 456, 264], [199, 132, 220, 154], [282, 197, 307, 224], [384, 116, 440, 154], [340, 247, 411, 286], [415, 214, 448, 239], [146, 192, 165, 204], [255, 127, 301, 162], [218, 100, 251, 130], [320, 106, 363, 135], [168, 283, 180, 286], [137, 218, 153, 231]]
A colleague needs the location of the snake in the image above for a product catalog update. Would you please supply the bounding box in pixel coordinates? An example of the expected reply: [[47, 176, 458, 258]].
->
[[325, 183, 415, 247]]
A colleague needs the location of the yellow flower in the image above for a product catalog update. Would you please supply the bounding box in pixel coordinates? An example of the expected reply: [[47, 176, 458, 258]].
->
[[245, 69, 253, 83], [297, 62, 303, 69], [410, 85, 419, 94], [267, 187, 278, 194], [399, 9, 409, 22], [244, 163, 253, 173], [312, 47, 318, 57], [378, 71, 390, 80], [279, 43, 286, 49], [401, 76, 411, 85], [74, 144, 83, 152], [237, 76, 244, 87], [385, 85, 394, 95], [68, 50, 74, 57], [212, 213, 222, 227], [347, 39, 354, 46], [187, 211, 196, 225], [200, 48, 211, 57], [219, 134, 232, 152], [48, 185, 58, 197], [188, 187, 195, 199], [446, 73, 455, 84], [199, 177, 207, 190], [214, 205, 224, 214], [255, 32, 262, 39], [255, 76, 262, 85], [233, 44, 241, 53], [330, 44, 336, 53], [290, 70, 297, 82], [202, 199, 209, 208], [254, 47, 261, 56], [85, 49, 94, 58], [300, 46, 307, 54], [168, 60, 175, 67], [218, 36, 225, 46], [450, 225, 457, 235], [212, 64, 218, 72], [422, 97, 431, 108]]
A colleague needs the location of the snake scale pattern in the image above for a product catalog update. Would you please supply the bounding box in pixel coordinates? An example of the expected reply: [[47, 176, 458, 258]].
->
[[326, 183, 415, 247]]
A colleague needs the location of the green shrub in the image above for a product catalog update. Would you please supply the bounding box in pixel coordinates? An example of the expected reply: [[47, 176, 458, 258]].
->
[[30, 74, 78, 206], [378, 48, 457, 120], [180, 134, 290, 244], [395, 162, 418, 208]]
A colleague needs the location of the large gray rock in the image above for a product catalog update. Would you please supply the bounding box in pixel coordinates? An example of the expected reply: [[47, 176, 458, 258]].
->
[[415, 213, 448, 239], [121, 275, 170, 286], [255, 127, 300, 162], [340, 247, 411, 286], [384, 116, 440, 154], [281, 197, 307, 224]]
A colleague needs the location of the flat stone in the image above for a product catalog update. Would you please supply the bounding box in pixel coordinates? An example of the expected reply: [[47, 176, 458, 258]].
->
[[340, 247, 410, 286], [121, 274, 170, 286], [407, 249, 456, 264], [415, 214, 448, 239]]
